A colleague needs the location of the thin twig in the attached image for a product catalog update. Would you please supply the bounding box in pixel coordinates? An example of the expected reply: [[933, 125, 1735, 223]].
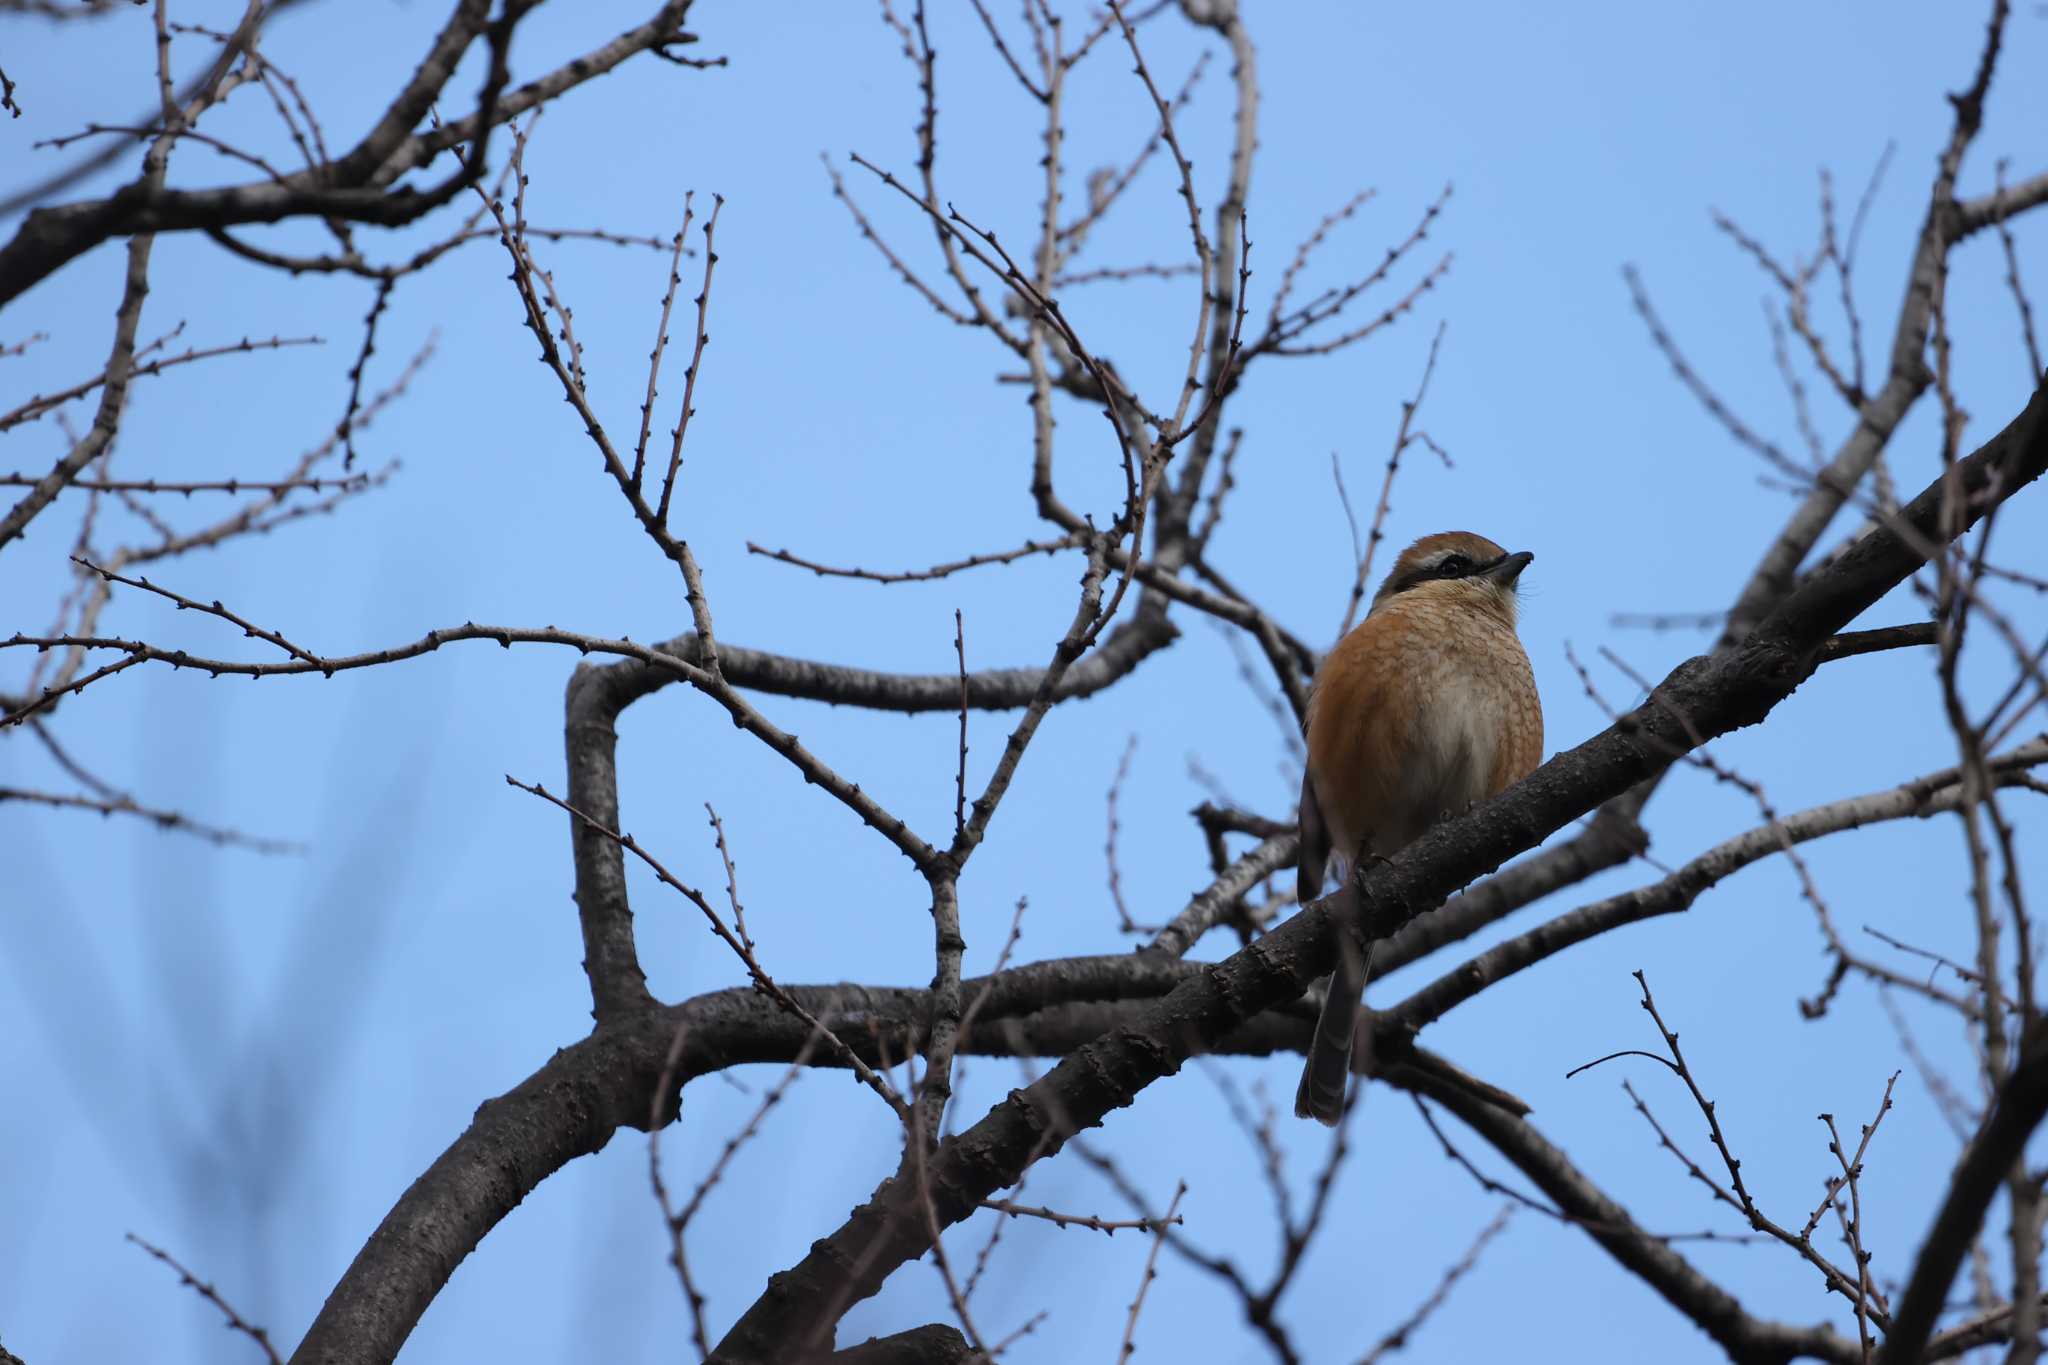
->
[[0, 783, 302, 854], [1105, 734, 1144, 933], [748, 532, 1086, 585], [508, 775, 909, 1120], [127, 1234, 281, 1364], [1116, 1180, 1185, 1364], [658, 192, 722, 524], [1340, 322, 1449, 636], [633, 192, 695, 490], [975, 1200, 1179, 1236], [1356, 1205, 1515, 1364], [954, 609, 969, 841]]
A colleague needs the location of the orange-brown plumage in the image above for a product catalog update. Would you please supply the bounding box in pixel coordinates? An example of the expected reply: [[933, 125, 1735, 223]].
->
[[1294, 531, 1543, 1124]]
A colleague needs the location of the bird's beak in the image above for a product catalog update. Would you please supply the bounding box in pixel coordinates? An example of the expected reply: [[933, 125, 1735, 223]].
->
[[1484, 550, 1533, 585]]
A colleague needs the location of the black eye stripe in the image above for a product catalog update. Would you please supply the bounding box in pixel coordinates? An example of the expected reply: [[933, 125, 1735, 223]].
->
[[1383, 551, 1505, 597]]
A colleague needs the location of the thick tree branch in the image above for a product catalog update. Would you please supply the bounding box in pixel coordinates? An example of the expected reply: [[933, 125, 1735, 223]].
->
[[280, 979, 1305, 1365], [561, 659, 657, 1020], [284, 844, 1312, 1365], [1145, 831, 1295, 958], [1880, 1019, 2048, 1365], [814, 1325, 976, 1365], [1372, 805, 1648, 977], [706, 378, 2048, 1361], [290, 1010, 677, 1365], [597, 613, 1178, 715]]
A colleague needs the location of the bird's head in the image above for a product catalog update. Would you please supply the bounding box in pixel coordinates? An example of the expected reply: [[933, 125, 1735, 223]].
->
[[1369, 530, 1531, 624]]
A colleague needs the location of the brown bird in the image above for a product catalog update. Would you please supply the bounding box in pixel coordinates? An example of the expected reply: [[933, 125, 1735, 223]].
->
[[1294, 531, 1543, 1125]]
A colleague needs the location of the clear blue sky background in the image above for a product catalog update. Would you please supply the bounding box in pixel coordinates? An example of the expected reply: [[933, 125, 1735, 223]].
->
[[4, 3, 2047, 1362]]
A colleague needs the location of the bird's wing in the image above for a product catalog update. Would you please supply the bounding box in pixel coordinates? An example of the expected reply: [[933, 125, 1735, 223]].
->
[[1297, 765, 1330, 906]]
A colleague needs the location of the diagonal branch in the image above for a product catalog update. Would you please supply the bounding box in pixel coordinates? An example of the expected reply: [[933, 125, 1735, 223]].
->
[[705, 374, 2048, 1362], [1384, 735, 2048, 1035]]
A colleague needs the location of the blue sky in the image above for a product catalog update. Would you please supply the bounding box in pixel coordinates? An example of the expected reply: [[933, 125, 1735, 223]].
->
[[4, 3, 2047, 1362]]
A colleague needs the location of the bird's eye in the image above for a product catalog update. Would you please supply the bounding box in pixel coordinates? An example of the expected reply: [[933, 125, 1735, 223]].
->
[[1436, 554, 1472, 578]]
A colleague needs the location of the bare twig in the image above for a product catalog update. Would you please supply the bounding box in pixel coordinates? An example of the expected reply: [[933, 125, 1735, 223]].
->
[[1106, 734, 1144, 933], [1356, 1206, 1515, 1365], [633, 193, 696, 490], [1573, 973, 1887, 1322], [657, 192, 723, 524], [650, 1032, 817, 1362], [0, 472, 370, 496], [1993, 158, 2044, 380], [0, 782, 301, 854], [1816, 1072, 1901, 1361], [954, 609, 969, 841], [507, 775, 910, 1120], [747, 532, 1087, 585], [0, 332, 322, 435], [1339, 322, 1448, 636], [1116, 1180, 1186, 1364], [127, 1234, 281, 1364], [975, 1199, 1179, 1237]]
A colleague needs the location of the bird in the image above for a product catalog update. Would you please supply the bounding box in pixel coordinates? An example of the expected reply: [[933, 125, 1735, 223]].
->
[[1293, 531, 1543, 1125]]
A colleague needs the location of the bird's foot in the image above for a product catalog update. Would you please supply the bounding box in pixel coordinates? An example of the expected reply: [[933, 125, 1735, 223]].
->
[[1348, 852, 1394, 891]]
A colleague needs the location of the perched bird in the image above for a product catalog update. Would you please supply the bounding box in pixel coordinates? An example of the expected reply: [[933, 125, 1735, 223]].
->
[[1294, 531, 1543, 1125]]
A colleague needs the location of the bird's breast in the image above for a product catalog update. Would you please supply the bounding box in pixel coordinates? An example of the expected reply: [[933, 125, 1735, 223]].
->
[[1399, 665, 1510, 816], [1306, 600, 1541, 862]]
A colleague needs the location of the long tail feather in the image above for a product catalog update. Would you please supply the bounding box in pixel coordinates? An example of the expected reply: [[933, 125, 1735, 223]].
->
[[1294, 936, 1370, 1126]]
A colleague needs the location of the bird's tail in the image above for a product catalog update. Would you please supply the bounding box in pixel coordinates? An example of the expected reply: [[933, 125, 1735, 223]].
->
[[1294, 936, 1372, 1126]]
